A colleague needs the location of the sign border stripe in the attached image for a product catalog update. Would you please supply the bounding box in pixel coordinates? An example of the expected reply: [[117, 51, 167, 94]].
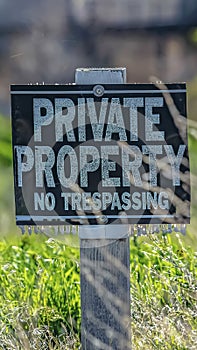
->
[[11, 89, 186, 95], [16, 214, 174, 221]]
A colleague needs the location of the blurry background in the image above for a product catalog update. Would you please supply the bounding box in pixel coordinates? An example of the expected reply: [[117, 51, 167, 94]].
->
[[0, 0, 197, 114], [0, 0, 197, 236]]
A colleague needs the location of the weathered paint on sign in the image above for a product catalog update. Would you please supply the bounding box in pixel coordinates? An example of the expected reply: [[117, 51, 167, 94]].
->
[[11, 84, 190, 225]]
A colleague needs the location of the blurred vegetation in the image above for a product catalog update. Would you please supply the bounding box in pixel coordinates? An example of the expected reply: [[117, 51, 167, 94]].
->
[[188, 78, 197, 122], [0, 114, 15, 236], [189, 28, 197, 46], [0, 114, 12, 167]]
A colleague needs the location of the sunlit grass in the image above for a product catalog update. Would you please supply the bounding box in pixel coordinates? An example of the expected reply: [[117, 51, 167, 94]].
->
[[130, 233, 197, 349], [0, 235, 81, 349], [0, 233, 196, 349]]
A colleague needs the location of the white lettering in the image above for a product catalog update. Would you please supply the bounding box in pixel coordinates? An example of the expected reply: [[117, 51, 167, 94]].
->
[[142, 145, 162, 187], [33, 98, 54, 142], [122, 145, 143, 187], [105, 98, 127, 141], [145, 97, 164, 141], [55, 98, 75, 142], [124, 97, 144, 141], [15, 145, 34, 187], [101, 145, 120, 187], [164, 145, 186, 186], [80, 146, 100, 187], [35, 146, 55, 187], [57, 145, 78, 188]]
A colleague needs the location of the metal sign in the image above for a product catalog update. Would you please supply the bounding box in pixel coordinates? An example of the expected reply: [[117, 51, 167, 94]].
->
[[11, 83, 190, 226]]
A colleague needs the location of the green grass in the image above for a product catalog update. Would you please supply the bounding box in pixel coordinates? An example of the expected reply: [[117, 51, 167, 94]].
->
[[0, 235, 81, 349], [131, 233, 197, 349], [0, 114, 12, 167], [0, 233, 196, 349]]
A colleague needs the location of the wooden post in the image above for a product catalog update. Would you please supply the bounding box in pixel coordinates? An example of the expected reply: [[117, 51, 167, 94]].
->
[[76, 68, 131, 350]]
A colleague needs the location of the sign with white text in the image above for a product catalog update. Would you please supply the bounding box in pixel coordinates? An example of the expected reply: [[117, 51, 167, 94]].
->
[[11, 84, 190, 225]]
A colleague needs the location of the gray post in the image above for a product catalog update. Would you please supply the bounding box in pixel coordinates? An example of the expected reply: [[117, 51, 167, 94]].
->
[[76, 68, 131, 350]]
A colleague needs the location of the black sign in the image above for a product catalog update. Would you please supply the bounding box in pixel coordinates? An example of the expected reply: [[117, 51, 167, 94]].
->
[[11, 83, 190, 225]]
